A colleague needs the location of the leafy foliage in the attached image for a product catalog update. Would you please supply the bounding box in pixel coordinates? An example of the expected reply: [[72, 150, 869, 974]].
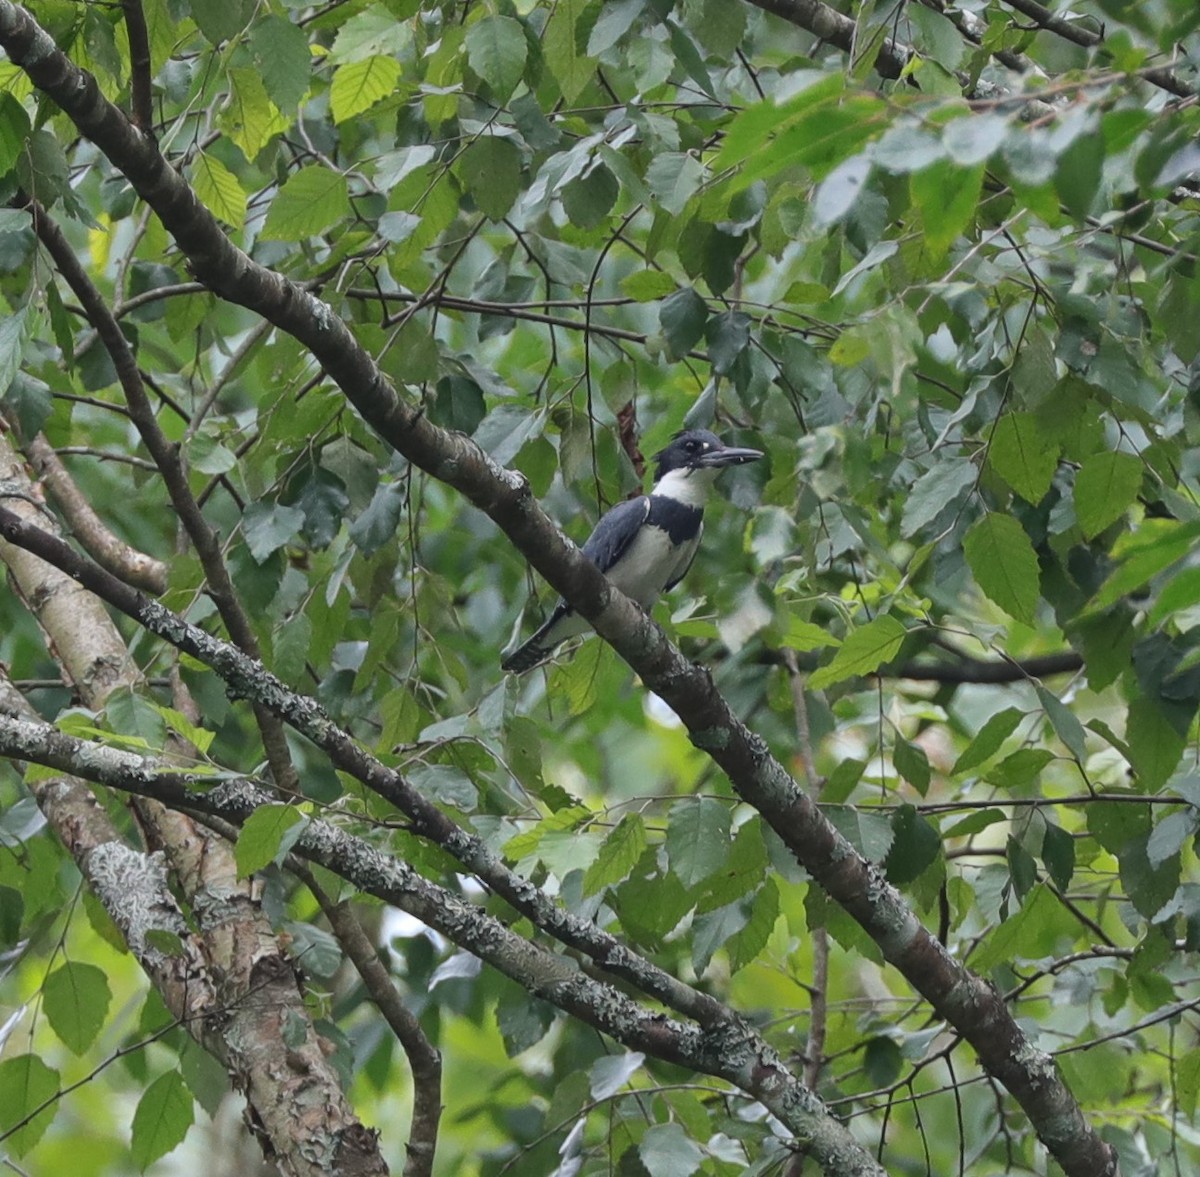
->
[[1, 0, 1200, 1173]]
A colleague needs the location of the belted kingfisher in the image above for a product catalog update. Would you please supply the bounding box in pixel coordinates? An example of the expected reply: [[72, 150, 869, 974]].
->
[[502, 429, 763, 672]]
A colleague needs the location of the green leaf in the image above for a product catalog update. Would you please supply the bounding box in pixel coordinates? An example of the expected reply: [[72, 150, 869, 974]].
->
[[620, 270, 676, 302], [986, 747, 1054, 789], [1126, 696, 1186, 792], [43, 961, 111, 1055], [0, 91, 32, 176], [728, 878, 780, 972], [1089, 520, 1200, 612], [893, 736, 930, 796], [987, 412, 1059, 504], [972, 883, 1076, 970], [884, 804, 940, 885], [465, 15, 527, 101], [1036, 685, 1087, 762], [1179, 1050, 1200, 1121], [243, 500, 306, 562], [901, 459, 977, 537], [1041, 822, 1075, 891], [457, 135, 522, 221], [561, 163, 619, 229], [247, 14, 312, 113], [1073, 451, 1143, 539], [953, 707, 1025, 774], [705, 311, 751, 376], [807, 615, 907, 690], [0, 303, 28, 398], [0, 1054, 59, 1156], [191, 151, 246, 229], [191, 0, 253, 46], [639, 1121, 704, 1177], [659, 287, 708, 360], [261, 166, 351, 241], [131, 1070, 194, 1171], [330, 55, 402, 124], [645, 152, 705, 216], [1055, 130, 1104, 219], [235, 805, 307, 877], [1119, 835, 1180, 919], [963, 513, 1040, 625], [666, 797, 731, 887], [543, 0, 596, 103], [910, 160, 983, 257], [583, 814, 647, 897]]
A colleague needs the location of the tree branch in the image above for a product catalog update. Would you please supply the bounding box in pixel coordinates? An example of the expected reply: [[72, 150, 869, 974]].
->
[[0, 9, 1116, 1172], [0, 711, 885, 1177], [16, 191, 299, 795], [300, 869, 442, 1177], [21, 432, 167, 593]]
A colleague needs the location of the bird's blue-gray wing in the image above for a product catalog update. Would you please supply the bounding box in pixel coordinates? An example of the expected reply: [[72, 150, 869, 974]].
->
[[581, 496, 651, 574]]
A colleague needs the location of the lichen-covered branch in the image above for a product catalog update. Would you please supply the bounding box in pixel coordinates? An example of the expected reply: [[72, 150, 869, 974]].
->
[[0, 7, 1117, 1172], [14, 192, 299, 794], [0, 711, 884, 1177]]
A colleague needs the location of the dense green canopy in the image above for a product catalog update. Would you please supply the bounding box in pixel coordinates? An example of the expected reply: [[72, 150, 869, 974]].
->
[[1, 0, 1199, 1173]]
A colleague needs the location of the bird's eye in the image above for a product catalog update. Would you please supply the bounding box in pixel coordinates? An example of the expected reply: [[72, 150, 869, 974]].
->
[[686, 439, 699, 451]]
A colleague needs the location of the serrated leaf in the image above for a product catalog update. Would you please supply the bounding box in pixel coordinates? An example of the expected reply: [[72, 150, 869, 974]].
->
[[1041, 822, 1075, 891], [950, 705, 1027, 772], [1036, 685, 1087, 762], [1089, 520, 1200, 612], [911, 160, 983, 257], [666, 797, 731, 887], [243, 500, 305, 562], [1126, 696, 1186, 791], [234, 805, 307, 877], [640, 1121, 704, 1177], [900, 459, 976, 537], [261, 166, 351, 241], [590, 1051, 644, 1100], [659, 287, 708, 360], [191, 151, 246, 229], [218, 68, 290, 160], [988, 411, 1059, 504], [0, 1054, 59, 1156], [457, 135, 522, 220], [465, 15, 527, 101], [645, 152, 705, 216], [131, 1070, 194, 1171], [247, 13, 311, 113], [561, 163, 619, 229], [728, 878, 780, 972], [543, 0, 596, 102], [893, 736, 930, 796], [963, 513, 1040, 625], [1074, 451, 1142, 539], [43, 961, 111, 1055], [330, 55, 402, 124], [884, 804, 940, 885], [583, 813, 647, 896], [807, 615, 907, 690], [972, 883, 1075, 970], [620, 270, 676, 301]]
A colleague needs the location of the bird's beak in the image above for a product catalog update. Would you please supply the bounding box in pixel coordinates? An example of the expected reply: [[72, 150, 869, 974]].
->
[[698, 444, 763, 468]]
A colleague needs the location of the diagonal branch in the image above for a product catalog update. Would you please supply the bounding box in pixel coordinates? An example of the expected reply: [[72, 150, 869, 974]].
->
[[15, 190, 299, 795], [0, 711, 884, 1177], [0, 8, 1116, 1173]]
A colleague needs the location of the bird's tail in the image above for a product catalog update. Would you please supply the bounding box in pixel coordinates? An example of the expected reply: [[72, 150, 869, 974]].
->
[[501, 606, 581, 673], [500, 636, 553, 674]]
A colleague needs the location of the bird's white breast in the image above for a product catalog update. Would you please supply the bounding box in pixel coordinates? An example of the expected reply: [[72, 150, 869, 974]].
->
[[608, 524, 700, 607]]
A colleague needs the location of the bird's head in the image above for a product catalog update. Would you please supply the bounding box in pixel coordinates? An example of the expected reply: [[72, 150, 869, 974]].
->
[[653, 429, 763, 482]]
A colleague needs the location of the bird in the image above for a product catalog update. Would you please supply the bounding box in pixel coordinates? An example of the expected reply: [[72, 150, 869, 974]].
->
[[502, 428, 763, 672]]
